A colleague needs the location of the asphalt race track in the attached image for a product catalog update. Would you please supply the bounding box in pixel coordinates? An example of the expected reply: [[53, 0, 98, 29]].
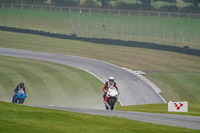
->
[[1, 47, 200, 130], [0, 47, 165, 106]]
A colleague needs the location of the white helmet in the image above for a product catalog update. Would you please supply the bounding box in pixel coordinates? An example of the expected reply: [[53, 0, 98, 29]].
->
[[109, 76, 114, 83]]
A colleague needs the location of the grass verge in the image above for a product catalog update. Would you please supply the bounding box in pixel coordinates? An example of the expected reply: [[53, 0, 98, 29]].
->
[[116, 103, 200, 116], [0, 101, 199, 133], [146, 73, 200, 103]]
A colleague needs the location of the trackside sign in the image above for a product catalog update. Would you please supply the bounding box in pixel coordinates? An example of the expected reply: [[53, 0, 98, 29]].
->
[[168, 101, 188, 112]]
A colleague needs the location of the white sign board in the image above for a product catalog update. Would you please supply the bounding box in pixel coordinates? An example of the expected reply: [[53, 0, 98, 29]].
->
[[168, 101, 188, 112]]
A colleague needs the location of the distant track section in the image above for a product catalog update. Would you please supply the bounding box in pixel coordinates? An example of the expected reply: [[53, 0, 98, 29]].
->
[[0, 47, 165, 106]]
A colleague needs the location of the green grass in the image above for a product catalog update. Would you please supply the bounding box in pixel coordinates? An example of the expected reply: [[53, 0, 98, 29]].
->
[[0, 30, 200, 104], [146, 73, 200, 103], [116, 103, 200, 116], [0, 56, 105, 109], [0, 8, 200, 49], [1, 31, 200, 72], [0, 7, 200, 133], [0, 101, 199, 133]]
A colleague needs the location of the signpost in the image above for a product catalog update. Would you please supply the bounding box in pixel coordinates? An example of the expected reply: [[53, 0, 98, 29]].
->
[[168, 101, 188, 112]]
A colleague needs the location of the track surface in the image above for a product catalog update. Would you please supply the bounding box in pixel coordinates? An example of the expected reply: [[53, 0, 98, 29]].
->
[[0, 47, 165, 106], [2, 47, 200, 130]]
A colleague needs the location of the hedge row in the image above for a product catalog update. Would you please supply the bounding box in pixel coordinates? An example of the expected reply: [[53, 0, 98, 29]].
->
[[0, 26, 200, 57]]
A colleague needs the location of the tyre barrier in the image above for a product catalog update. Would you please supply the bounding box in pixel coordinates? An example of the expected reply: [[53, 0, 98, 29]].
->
[[0, 26, 200, 57]]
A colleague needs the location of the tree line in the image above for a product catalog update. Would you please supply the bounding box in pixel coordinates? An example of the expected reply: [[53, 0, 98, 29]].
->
[[1, 0, 200, 13]]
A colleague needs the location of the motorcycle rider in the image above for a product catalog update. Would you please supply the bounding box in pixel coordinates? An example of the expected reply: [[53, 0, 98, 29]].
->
[[102, 76, 119, 103], [12, 82, 26, 103]]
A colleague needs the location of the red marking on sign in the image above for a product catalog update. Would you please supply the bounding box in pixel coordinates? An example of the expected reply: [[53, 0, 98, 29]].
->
[[174, 103, 183, 110]]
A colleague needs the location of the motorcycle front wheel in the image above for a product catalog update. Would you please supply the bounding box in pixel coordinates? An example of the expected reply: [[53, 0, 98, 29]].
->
[[18, 98, 24, 104], [108, 97, 116, 110]]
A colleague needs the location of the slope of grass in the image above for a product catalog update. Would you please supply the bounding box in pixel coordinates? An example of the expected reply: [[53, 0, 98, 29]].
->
[[0, 30, 200, 104], [0, 8, 200, 48], [116, 103, 200, 116], [0, 56, 105, 109], [146, 73, 200, 103], [0, 101, 199, 133]]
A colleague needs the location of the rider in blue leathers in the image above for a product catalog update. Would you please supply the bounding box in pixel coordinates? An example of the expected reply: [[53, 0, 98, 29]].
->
[[12, 82, 26, 103]]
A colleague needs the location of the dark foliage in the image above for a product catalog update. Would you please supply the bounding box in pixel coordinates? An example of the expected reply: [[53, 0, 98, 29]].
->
[[51, 0, 79, 7], [183, 0, 200, 7]]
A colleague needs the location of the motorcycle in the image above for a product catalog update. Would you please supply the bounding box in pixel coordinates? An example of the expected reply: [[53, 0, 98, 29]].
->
[[104, 87, 119, 110], [12, 89, 26, 104]]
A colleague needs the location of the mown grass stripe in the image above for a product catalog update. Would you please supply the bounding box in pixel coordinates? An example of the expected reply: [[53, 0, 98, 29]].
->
[[146, 73, 200, 103], [0, 56, 105, 108], [0, 62, 48, 103], [0, 72, 15, 101]]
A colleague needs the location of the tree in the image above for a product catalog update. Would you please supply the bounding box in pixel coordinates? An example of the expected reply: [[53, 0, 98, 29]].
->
[[24, 0, 47, 4], [159, 0, 176, 2], [138, 0, 153, 10], [153, 0, 177, 4], [51, 0, 79, 6], [1, 0, 15, 3], [84, 0, 99, 8], [1, 0, 47, 4], [97, 0, 110, 8], [183, 0, 200, 7]]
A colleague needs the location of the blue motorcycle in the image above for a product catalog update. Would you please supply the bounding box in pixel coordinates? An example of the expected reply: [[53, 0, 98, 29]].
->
[[12, 89, 26, 104]]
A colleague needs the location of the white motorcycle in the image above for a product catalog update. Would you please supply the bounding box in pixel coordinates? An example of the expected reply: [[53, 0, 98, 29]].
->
[[104, 87, 119, 110]]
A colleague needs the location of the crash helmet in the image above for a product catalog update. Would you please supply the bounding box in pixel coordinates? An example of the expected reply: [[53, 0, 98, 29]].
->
[[108, 76, 115, 83], [19, 82, 24, 88]]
